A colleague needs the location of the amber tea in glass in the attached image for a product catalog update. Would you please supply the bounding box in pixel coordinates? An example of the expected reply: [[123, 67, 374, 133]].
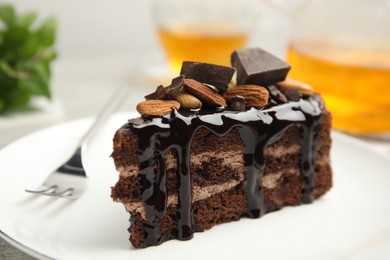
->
[[288, 40, 390, 135], [154, 0, 251, 74]]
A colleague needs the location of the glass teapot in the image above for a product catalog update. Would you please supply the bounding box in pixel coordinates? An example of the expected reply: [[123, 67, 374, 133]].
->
[[264, 0, 390, 136]]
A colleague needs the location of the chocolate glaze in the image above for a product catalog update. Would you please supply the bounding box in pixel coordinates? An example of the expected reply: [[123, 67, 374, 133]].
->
[[128, 95, 323, 247]]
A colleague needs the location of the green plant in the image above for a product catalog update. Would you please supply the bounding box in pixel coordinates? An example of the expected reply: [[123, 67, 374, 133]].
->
[[0, 4, 57, 113]]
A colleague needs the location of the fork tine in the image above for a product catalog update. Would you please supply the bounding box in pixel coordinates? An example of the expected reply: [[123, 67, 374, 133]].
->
[[26, 186, 79, 198], [24, 85, 129, 199], [25, 185, 58, 194], [59, 190, 79, 198]]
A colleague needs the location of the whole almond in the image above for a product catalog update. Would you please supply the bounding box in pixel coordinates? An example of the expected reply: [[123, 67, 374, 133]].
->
[[224, 85, 269, 107], [183, 79, 227, 107], [136, 100, 180, 116], [276, 78, 314, 96], [175, 90, 202, 109]]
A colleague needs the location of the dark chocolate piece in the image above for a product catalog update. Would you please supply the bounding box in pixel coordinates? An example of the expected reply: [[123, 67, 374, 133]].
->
[[180, 61, 235, 92], [144, 76, 184, 100], [144, 85, 165, 100], [231, 47, 291, 86], [284, 88, 302, 101], [228, 95, 246, 111], [165, 75, 185, 99], [266, 85, 288, 103]]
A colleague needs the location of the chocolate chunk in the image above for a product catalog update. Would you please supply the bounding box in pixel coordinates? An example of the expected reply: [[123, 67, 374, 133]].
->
[[144, 76, 184, 100], [165, 75, 185, 99], [180, 61, 235, 92], [228, 95, 246, 111], [231, 47, 291, 86], [284, 88, 302, 101], [266, 85, 288, 103], [144, 85, 166, 100]]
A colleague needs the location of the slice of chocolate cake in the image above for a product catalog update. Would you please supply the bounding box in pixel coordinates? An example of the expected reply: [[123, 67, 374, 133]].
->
[[111, 47, 332, 248]]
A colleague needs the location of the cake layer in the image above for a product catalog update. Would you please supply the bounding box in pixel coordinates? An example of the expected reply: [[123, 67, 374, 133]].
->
[[119, 160, 330, 220], [112, 118, 331, 204], [127, 158, 331, 248]]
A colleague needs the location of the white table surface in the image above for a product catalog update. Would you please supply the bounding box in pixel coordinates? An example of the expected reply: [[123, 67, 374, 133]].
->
[[1, 1, 389, 259]]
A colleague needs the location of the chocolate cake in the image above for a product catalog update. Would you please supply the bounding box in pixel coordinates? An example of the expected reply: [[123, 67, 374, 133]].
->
[[111, 47, 332, 248]]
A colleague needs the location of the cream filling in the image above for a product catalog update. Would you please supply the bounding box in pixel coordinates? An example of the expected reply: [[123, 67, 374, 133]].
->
[[115, 129, 330, 217], [118, 150, 245, 178], [261, 169, 298, 189], [117, 165, 138, 177], [120, 157, 330, 220], [261, 157, 331, 189], [264, 144, 300, 157], [117, 144, 308, 178], [124, 178, 243, 219]]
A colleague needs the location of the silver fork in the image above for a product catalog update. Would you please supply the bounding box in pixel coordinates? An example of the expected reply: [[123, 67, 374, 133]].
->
[[25, 85, 129, 199]]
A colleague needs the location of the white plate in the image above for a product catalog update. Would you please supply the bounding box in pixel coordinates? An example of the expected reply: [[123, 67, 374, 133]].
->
[[1, 112, 390, 260]]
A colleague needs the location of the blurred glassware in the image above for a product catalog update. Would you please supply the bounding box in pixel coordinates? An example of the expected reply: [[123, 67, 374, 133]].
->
[[153, 0, 253, 74], [266, 0, 390, 137]]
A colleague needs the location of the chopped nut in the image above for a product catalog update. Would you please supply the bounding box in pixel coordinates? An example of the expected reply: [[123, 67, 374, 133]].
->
[[224, 85, 269, 107], [183, 79, 227, 107], [276, 78, 314, 96], [175, 90, 202, 109], [136, 100, 180, 116]]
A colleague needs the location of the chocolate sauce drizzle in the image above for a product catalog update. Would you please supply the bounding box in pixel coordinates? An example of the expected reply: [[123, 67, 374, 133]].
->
[[130, 96, 323, 247]]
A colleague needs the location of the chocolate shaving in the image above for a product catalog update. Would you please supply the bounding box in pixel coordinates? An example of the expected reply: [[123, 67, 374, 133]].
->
[[144, 85, 166, 100], [165, 75, 185, 99], [266, 85, 288, 103], [144, 75, 185, 100]]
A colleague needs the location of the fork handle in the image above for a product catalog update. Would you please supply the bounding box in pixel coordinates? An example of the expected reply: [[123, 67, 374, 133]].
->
[[69, 85, 130, 172], [57, 147, 85, 176], [79, 85, 129, 148]]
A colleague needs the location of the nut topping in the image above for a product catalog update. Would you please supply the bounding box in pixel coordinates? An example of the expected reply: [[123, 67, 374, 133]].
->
[[276, 78, 314, 96], [136, 100, 180, 116], [223, 85, 269, 107], [183, 79, 227, 107], [175, 90, 202, 109], [137, 49, 315, 116]]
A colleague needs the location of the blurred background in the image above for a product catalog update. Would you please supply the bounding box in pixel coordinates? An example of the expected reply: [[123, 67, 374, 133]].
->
[[0, 0, 293, 147], [1, 0, 160, 148]]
